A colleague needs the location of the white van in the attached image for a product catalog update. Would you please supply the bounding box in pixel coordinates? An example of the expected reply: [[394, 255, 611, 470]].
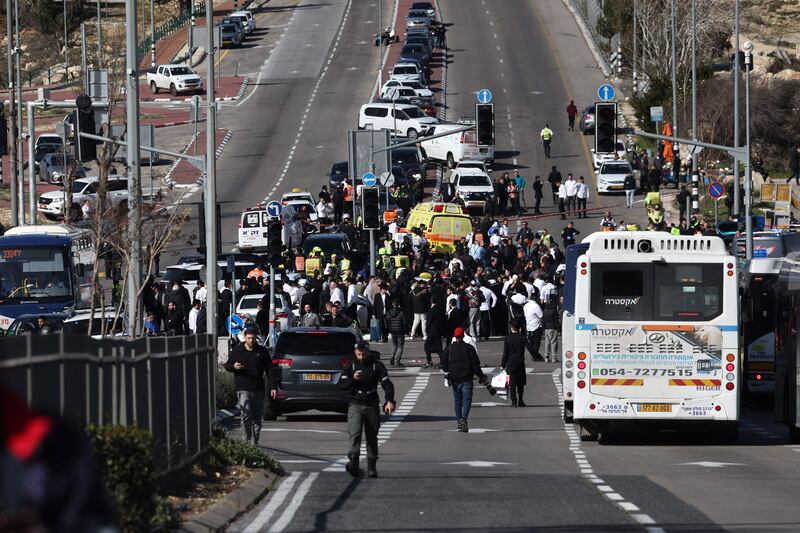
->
[[420, 122, 495, 168], [358, 103, 437, 139], [238, 205, 303, 252]]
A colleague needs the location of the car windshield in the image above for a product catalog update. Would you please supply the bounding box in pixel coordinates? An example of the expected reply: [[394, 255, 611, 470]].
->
[[302, 237, 347, 257], [602, 164, 630, 174], [406, 81, 424, 89], [392, 148, 420, 166], [275, 331, 356, 355], [411, 2, 433, 9], [458, 174, 491, 187], [36, 145, 61, 155], [408, 10, 428, 17], [331, 163, 348, 177], [403, 107, 426, 118], [47, 155, 74, 167], [221, 25, 235, 32], [71, 181, 90, 193], [63, 317, 122, 336], [162, 268, 200, 283], [0, 246, 72, 304], [239, 297, 262, 311], [170, 67, 193, 76], [402, 45, 422, 54], [394, 66, 415, 74]]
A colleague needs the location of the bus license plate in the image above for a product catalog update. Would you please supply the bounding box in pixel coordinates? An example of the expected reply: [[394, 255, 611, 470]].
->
[[637, 403, 672, 413], [303, 373, 331, 382]]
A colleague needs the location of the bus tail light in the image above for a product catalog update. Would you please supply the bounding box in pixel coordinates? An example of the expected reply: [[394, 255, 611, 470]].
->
[[577, 380, 586, 389], [726, 353, 736, 363], [565, 350, 573, 359], [726, 373, 736, 381], [578, 352, 587, 360], [726, 363, 735, 372], [589, 403, 596, 410], [577, 361, 586, 370], [725, 382, 735, 391], [756, 373, 763, 381], [273, 358, 293, 368], [715, 405, 721, 412]]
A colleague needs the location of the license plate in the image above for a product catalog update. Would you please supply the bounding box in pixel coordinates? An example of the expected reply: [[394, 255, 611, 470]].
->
[[302, 373, 331, 382], [636, 403, 672, 413], [610, 185, 624, 190]]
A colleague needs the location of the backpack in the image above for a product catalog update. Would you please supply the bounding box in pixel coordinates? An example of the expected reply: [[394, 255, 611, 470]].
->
[[467, 287, 485, 308]]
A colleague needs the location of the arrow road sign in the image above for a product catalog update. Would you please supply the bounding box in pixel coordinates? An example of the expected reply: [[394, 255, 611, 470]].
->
[[362, 171, 377, 186], [477, 88, 493, 104], [226, 314, 245, 335], [597, 83, 616, 102], [266, 200, 283, 217], [709, 182, 726, 200]]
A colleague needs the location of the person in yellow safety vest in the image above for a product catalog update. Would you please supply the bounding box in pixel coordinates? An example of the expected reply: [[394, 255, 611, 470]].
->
[[540, 123, 554, 158], [247, 266, 265, 279], [339, 256, 351, 272], [377, 248, 392, 270]]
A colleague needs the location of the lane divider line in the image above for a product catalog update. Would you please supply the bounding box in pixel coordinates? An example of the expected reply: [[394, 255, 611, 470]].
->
[[242, 471, 302, 533], [551, 369, 664, 533], [268, 472, 320, 533]]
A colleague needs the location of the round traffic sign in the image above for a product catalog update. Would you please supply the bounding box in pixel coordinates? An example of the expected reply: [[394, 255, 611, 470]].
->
[[597, 83, 616, 102], [708, 181, 726, 200], [226, 314, 245, 334], [379, 171, 395, 188], [266, 200, 283, 217], [362, 172, 377, 187], [477, 88, 493, 104]]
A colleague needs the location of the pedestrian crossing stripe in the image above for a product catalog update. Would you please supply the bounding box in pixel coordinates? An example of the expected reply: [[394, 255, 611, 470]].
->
[[668, 379, 721, 387], [591, 378, 644, 386]]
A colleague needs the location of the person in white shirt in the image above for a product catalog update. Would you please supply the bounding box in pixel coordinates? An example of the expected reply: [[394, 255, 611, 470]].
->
[[564, 173, 578, 215], [290, 279, 307, 306], [540, 281, 556, 304], [329, 280, 345, 306], [478, 284, 496, 340], [489, 232, 502, 247], [316, 200, 333, 224], [188, 299, 201, 334], [194, 281, 207, 304], [498, 219, 511, 238], [557, 181, 568, 220], [575, 176, 589, 219], [523, 297, 543, 362]]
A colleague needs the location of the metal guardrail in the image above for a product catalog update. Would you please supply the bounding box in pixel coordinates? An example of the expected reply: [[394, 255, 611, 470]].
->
[[138, 1, 207, 58], [0, 332, 216, 475]]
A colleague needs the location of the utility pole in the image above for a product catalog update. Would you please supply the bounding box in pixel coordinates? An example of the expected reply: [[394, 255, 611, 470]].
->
[[670, 0, 678, 144], [690, 0, 698, 216], [97, 0, 103, 69], [64, 0, 69, 76], [733, 0, 741, 217], [14, 0, 23, 224], [81, 23, 88, 91], [125, 0, 142, 335], [378, 0, 383, 86], [150, 0, 156, 66], [205, 0, 218, 336], [188, 1, 195, 66], [5, 0, 17, 226], [632, 0, 637, 95], [744, 41, 753, 260]]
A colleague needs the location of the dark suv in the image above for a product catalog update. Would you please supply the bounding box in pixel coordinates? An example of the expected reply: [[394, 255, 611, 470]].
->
[[266, 328, 365, 418]]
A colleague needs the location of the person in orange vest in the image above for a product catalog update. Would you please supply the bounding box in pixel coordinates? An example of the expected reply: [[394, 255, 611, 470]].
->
[[343, 181, 354, 219], [248, 265, 266, 279]]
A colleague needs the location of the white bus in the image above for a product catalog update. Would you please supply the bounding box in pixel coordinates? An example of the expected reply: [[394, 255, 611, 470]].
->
[[569, 232, 740, 441]]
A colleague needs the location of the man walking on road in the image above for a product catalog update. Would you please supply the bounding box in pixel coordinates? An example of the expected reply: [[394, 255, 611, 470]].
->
[[344, 341, 395, 478], [224, 327, 276, 446], [501, 319, 528, 407], [624, 172, 637, 208], [548, 166, 562, 205], [576, 176, 589, 218], [566, 100, 578, 131], [564, 174, 578, 214], [523, 295, 544, 362], [386, 300, 406, 365], [441, 327, 488, 433], [540, 124, 554, 158]]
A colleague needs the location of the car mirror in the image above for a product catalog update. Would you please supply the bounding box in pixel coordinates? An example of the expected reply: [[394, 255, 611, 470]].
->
[[590, 149, 595, 153]]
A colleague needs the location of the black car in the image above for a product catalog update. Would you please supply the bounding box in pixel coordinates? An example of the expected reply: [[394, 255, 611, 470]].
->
[[390, 146, 427, 181], [399, 43, 429, 67], [267, 328, 370, 417], [4, 313, 68, 336], [404, 34, 433, 56], [302, 233, 369, 270], [327, 160, 349, 188]]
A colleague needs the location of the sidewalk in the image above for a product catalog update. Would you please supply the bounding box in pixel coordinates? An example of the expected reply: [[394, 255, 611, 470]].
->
[[165, 128, 233, 188]]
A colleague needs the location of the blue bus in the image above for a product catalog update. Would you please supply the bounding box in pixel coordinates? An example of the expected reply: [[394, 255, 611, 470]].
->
[[0, 225, 95, 333]]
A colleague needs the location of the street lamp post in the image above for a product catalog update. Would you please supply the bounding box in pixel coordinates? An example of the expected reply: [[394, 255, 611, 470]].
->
[[743, 40, 753, 260], [690, 0, 699, 216], [733, 0, 741, 216]]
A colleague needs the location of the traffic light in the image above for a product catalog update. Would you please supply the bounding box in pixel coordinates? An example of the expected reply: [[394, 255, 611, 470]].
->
[[73, 109, 97, 162], [476, 104, 494, 147], [362, 186, 380, 230], [594, 102, 617, 154], [266, 218, 284, 260]]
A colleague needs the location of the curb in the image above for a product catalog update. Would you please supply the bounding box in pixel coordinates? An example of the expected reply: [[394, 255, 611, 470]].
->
[[177, 469, 280, 533], [560, 0, 612, 77], [195, 130, 235, 187]]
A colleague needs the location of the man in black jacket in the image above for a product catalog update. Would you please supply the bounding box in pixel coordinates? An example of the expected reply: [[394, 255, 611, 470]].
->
[[501, 320, 528, 406], [323, 302, 351, 328], [440, 327, 487, 432], [224, 328, 276, 445], [372, 284, 392, 343], [344, 341, 395, 478], [385, 300, 406, 365]]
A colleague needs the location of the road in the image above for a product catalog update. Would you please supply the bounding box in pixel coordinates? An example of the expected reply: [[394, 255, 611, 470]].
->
[[206, 0, 800, 531]]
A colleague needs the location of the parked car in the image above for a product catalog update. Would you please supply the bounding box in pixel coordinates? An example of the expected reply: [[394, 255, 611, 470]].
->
[[327, 161, 349, 188], [236, 293, 293, 332], [281, 189, 316, 205], [405, 9, 432, 29], [390, 145, 427, 181], [161, 263, 203, 293], [579, 104, 595, 135], [228, 11, 254, 34], [591, 141, 628, 169], [410, 1, 435, 18], [3, 313, 68, 336], [420, 123, 494, 168], [390, 62, 426, 85], [220, 17, 246, 42], [62, 309, 125, 338], [146, 64, 203, 95], [302, 233, 368, 271], [381, 79, 433, 99], [450, 167, 494, 214], [38, 153, 85, 185], [220, 24, 242, 48], [265, 327, 366, 418], [399, 43, 430, 67], [358, 103, 437, 139], [33, 143, 63, 172], [595, 160, 634, 193]]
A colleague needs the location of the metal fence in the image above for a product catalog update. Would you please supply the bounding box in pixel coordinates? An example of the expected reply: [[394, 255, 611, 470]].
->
[[567, 0, 613, 74], [0, 333, 216, 475], [137, 1, 207, 58]]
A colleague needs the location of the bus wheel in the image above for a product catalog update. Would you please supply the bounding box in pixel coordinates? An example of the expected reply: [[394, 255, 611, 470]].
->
[[789, 426, 800, 444], [579, 422, 598, 442]]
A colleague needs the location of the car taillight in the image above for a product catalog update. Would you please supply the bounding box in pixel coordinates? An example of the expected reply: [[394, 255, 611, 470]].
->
[[340, 357, 351, 367], [275, 312, 288, 319], [273, 358, 293, 368]]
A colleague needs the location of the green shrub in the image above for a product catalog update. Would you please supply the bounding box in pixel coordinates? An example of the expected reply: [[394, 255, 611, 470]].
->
[[216, 366, 237, 410], [209, 426, 285, 475], [86, 424, 156, 532]]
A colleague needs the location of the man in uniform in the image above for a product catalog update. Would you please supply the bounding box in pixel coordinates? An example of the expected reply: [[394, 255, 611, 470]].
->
[[540, 123, 554, 158], [344, 341, 396, 478]]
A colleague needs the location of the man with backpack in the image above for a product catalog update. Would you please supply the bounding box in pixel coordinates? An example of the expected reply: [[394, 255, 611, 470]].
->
[[465, 280, 485, 340]]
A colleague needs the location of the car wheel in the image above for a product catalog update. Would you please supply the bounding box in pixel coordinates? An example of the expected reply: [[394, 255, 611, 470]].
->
[[150, 81, 158, 94], [70, 204, 82, 220], [407, 128, 418, 140], [446, 152, 455, 169], [43, 213, 58, 221], [169, 84, 178, 97]]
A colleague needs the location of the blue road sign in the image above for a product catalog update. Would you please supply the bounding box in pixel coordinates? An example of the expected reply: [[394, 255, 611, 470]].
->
[[362, 172, 377, 187], [226, 314, 245, 335], [477, 88, 493, 104], [266, 201, 283, 217], [597, 83, 615, 102], [709, 182, 726, 200]]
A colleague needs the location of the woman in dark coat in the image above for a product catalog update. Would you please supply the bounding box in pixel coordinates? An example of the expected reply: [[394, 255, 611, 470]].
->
[[424, 295, 447, 368], [501, 319, 528, 407]]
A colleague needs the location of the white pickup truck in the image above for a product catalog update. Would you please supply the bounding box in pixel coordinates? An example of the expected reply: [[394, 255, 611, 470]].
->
[[146, 64, 203, 96]]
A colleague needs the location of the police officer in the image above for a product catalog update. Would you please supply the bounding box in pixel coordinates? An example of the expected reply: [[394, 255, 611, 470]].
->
[[540, 123, 554, 158], [344, 341, 396, 478]]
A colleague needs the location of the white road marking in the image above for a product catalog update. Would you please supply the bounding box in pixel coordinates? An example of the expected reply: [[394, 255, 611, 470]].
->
[[268, 472, 319, 532], [552, 370, 664, 532], [260, 428, 342, 434], [443, 461, 511, 467], [242, 472, 302, 533]]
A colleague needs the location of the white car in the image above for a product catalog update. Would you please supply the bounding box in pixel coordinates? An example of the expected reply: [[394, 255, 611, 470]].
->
[[236, 293, 293, 333], [591, 142, 628, 169], [389, 63, 426, 85], [281, 189, 315, 205], [450, 168, 494, 213], [146, 64, 203, 95], [37, 176, 129, 220], [380, 79, 433, 99], [230, 10, 256, 33], [284, 199, 318, 222], [595, 160, 633, 194], [421, 123, 494, 168], [359, 103, 437, 139], [455, 159, 488, 173], [62, 308, 125, 338], [162, 263, 203, 293]]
